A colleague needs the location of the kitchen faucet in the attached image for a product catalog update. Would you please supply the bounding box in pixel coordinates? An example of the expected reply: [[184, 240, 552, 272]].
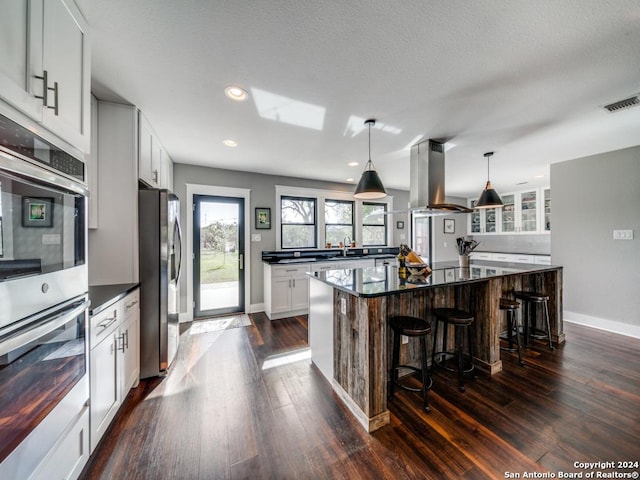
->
[[343, 236, 352, 256]]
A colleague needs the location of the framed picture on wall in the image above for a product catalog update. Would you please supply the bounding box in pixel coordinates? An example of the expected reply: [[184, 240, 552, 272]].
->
[[255, 207, 271, 229], [443, 218, 455, 234], [22, 197, 53, 228]]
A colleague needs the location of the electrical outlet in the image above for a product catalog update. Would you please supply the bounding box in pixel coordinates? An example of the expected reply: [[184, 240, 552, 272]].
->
[[340, 298, 346, 315], [294, 251, 301, 257], [401, 335, 409, 344], [363, 248, 369, 254], [613, 229, 633, 240]]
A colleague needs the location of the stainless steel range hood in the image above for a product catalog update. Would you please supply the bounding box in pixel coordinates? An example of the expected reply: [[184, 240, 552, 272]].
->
[[405, 139, 472, 216]]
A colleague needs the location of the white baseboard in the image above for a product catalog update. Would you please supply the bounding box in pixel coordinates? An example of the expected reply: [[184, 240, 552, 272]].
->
[[564, 311, 640, 339], [249, 303, 265, 314]]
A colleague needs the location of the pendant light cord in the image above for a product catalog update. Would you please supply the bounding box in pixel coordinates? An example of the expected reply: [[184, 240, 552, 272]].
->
[[484, 152, 494, 182], [366, 119, 375, 171]]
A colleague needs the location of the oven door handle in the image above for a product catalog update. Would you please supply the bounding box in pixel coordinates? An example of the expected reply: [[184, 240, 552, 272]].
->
[[0, 299, 89, 357]]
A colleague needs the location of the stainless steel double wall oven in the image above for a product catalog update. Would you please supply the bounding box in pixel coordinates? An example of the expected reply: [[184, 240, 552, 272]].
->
[[0, 113, 89, 465]]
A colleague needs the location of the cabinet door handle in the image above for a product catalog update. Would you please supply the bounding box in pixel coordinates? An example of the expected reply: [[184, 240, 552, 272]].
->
[[47, 81, 59, 115], [153, 169, 159, 183], [34, 70, 49, 107], [126, 300, 138, 309], [124, 329, 129, 350], [293, 279, 296, 288], [118, 333, 126, 353]]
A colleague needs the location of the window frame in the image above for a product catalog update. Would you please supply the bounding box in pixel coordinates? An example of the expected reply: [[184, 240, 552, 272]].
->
[[280, 195, 318, 249], [274, 185, 393, 250], [361, 201, 388, 247], [324, 199, 354, 246]]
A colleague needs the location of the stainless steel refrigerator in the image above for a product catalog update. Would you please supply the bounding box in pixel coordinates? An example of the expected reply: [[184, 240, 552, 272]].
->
[[138, 188, 182, 378]]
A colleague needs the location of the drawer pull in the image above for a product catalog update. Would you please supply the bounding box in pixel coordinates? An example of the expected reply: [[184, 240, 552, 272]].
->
[[98, 312, 118, 330], [126, 300, 139, 309]]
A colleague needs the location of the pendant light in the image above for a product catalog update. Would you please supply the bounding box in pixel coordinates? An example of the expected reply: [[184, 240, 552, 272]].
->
[[475, 151, 503, 208], [354, 119, 387, 199]]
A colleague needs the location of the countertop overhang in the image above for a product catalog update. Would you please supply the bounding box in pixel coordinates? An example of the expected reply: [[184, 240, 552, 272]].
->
[[308, 260, 562, 297]]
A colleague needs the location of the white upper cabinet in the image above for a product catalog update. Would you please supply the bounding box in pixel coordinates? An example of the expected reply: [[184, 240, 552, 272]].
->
[[0, 0, 90, 152], [138, 111, 173, 190], [468, 187, 549, 235], [0, 0, 42, 119]]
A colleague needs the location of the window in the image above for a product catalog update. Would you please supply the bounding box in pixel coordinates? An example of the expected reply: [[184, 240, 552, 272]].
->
[[362, 202, 387, 246], [281, 196, 316, 249], [325, 200, 353, 246]]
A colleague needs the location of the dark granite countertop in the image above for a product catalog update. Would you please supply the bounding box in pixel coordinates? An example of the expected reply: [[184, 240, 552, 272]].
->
[[308, 260, 561, 297], [262, 247, 399, 265], [89, 283, 139, 316]]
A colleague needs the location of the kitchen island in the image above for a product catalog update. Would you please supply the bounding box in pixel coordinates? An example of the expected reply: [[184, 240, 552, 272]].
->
[[308, 261, 563, 432]]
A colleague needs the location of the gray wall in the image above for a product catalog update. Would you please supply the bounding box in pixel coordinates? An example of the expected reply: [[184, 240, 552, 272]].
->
[[551, 145, 640, 328], [173, 164, 410, 309], [432, 198, 469, 261]]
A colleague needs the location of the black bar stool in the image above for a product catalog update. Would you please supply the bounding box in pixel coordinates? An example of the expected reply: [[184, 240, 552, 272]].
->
[[514, 291, 554, 349], [388, 315, 433, 412], [431, 308, 475, 392], [499, 298, 524, 366]]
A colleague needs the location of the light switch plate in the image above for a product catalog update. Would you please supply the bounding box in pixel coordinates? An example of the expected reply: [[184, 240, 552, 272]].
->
[[613, 229, 633, 240], [251, 234, 262, 242], [401, 335, 409, 344], [340, 298, 346, 315]]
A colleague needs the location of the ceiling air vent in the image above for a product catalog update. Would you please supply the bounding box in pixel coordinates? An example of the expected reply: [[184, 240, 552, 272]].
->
[[603, 95, 640, 113]]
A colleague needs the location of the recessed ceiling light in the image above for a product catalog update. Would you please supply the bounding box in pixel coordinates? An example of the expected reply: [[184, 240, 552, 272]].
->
[[346, 178, 354, 182], [223, 139, 238, 147], [534, 174, 545, 179], [224, 86, 248, 102], [348, 162, 359, 167]]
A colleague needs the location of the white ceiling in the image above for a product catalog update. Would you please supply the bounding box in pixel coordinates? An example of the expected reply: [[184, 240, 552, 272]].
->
[[79, 0, 640, 198]]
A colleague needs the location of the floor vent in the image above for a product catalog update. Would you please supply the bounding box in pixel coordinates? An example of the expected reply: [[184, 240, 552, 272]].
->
[[603, 95, 640, 113]]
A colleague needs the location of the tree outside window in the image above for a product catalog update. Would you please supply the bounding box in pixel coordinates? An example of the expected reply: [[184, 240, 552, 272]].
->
[[281, 196, 317, 248], [325, 200, 353, 246]]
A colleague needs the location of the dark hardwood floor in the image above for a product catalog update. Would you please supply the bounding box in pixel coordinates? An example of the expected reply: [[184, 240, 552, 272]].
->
[[80, 314, 640, 480]]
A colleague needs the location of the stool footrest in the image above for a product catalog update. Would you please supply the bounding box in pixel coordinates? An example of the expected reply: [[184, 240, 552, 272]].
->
[[433, 351, 475, 374], [391, 365, 433, 393]]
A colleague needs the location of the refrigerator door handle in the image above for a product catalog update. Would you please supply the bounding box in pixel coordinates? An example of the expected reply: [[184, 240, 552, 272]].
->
[[174, 218, 183, 283]]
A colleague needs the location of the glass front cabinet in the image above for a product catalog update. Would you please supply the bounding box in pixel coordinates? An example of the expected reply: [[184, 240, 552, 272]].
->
[[468, 187, 549, 235]]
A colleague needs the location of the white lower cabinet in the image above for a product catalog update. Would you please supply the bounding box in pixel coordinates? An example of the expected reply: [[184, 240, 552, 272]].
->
[[121, 292, 140, 395], [89, 307, 120, 453], [89, 288, 140, 452], [264, 263, 311, 320], [470, 252, 551, 265], [32, 407, 90, 480], [264, 258, 377, 320]]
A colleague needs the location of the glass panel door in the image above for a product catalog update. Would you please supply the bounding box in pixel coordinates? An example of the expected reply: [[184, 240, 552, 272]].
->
[[193, 195, 245, 317], [469, 200, 481, 233], [485, 207, 497, 234], [501, 194, 516, 233], [543, 189, 551, 232], [519, 190, 538, 232]]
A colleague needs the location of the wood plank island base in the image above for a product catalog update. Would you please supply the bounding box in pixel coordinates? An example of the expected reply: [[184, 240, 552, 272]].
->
[[308, 260, 563, 432]]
